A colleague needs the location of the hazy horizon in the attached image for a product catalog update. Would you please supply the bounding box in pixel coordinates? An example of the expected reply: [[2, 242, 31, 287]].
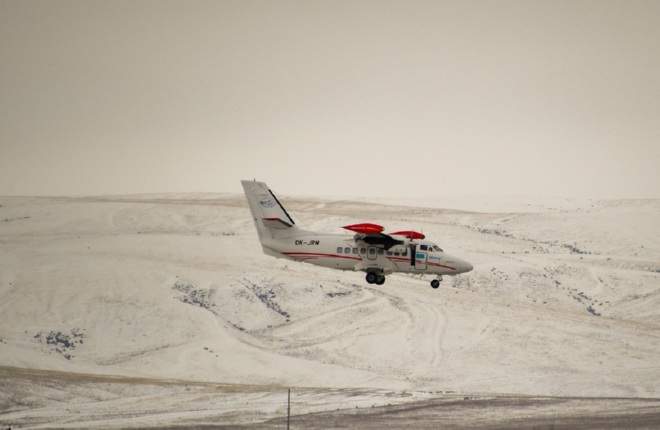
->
[[2, 1, 659, 199]]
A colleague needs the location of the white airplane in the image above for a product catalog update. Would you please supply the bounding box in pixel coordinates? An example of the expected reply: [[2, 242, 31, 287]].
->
[[242, 180, 473, 289]]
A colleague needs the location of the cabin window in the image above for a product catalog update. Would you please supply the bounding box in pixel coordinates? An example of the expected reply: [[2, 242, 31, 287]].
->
[[369, 248, 376, 255], [360, 248, 366, 254], [352, 248, 359, 254], [344, 247, 351, 254], [378, 249, 384, 255], [337, 247, 343, 254]]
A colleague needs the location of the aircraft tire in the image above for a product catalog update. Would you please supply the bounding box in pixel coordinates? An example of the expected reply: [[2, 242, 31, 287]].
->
[[375, 276, 385, 285], [431, 279, 440, 289], [366, 272, 378, 284]]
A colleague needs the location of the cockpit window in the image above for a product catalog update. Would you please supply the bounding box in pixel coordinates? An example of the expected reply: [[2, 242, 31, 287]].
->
[[420, 244, 428, 251], [433, 245, 442, 252]]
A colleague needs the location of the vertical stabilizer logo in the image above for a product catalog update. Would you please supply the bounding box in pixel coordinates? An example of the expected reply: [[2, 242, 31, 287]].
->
[[259, 199, 276, 208]]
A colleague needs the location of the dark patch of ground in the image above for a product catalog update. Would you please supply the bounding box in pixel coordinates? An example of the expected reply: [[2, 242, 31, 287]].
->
[[3, 367, 660, 430]]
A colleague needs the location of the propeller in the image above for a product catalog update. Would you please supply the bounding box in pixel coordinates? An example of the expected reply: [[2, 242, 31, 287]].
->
[[412, 228, 423, 267], [380, 230, 425, 267], [395, 231, 422, 268], [410, 242, 417, 267], [347, 227, 425, 259]]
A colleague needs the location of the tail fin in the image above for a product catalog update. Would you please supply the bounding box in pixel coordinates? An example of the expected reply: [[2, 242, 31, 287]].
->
[[241, 180, 300, 239]]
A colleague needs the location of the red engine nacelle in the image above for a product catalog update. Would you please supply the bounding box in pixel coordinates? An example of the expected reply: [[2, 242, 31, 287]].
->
[[343, 223, 385, 235], [389, 230, 425, 240]]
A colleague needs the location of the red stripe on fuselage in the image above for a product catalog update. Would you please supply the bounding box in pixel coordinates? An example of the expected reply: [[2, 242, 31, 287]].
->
[[282, 252, 362, 261], [386, 257, 457, 271]]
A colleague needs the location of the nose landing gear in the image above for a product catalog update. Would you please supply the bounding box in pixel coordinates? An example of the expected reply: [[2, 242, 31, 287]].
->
[[430, 275, 443, 289]]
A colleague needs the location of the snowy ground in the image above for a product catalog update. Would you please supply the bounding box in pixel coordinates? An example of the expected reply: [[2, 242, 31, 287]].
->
[[1, 193, 659, 428]]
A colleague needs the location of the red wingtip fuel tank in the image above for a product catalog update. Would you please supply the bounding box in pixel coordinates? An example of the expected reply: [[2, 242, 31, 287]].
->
[[343, 223, 385, 235]]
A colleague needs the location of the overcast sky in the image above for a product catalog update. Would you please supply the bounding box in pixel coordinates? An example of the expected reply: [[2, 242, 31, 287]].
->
[[1, 1, 658, 199]]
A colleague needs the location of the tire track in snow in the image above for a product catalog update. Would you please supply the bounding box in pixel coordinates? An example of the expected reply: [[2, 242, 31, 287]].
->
[[255, 285, 385, 352], [363, 284, 450, 377], [444, 316, 493, 367]]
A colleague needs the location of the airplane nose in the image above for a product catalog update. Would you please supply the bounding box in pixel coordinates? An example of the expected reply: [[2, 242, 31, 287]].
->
[[458, 259, 473, 273], [446, 256, 473, 273]]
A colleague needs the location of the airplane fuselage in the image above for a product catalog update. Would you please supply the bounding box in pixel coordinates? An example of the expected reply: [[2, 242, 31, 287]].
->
[[261, 233, 472, 277]]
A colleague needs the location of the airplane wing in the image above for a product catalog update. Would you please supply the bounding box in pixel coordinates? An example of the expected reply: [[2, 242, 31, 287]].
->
[[343, 223, 407, 250]]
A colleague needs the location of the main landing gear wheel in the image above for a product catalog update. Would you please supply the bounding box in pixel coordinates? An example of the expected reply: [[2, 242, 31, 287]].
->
[[431, 276, 442, 289], [366, 271, 385, 285]]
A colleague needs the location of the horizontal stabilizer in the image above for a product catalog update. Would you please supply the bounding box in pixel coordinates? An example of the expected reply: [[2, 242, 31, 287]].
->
[[262, 217, 293, 230]]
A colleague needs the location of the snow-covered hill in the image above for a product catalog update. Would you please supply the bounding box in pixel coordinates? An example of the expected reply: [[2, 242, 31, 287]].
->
[[1, 194, 659, 428]]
